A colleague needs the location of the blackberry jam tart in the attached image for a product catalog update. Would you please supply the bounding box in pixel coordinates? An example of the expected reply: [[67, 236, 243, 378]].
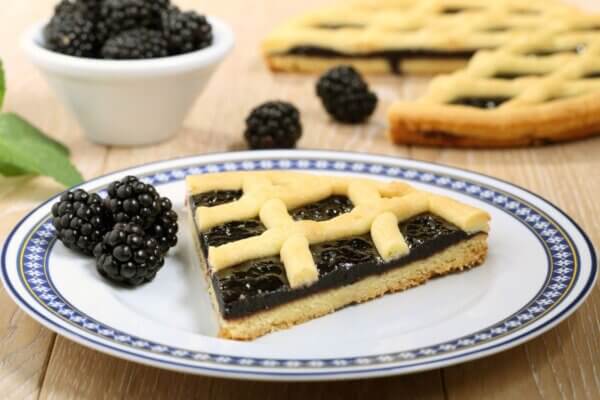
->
[[187, 171, 490, 340]]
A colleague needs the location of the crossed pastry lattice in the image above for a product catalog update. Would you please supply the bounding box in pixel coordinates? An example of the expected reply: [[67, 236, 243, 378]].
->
[[415, 31, 600, 109], [263, 0, 592, 54], [188, 172, 489, 289]]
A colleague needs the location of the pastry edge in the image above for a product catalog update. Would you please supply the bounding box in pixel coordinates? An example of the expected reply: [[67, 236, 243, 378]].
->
[[387, 93, 600, 148], [208, 233, 488, 341]]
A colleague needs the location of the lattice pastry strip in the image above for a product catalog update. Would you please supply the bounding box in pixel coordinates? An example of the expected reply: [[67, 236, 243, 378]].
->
[[188, 172, 490, 289], [421, 33, 600, 108]]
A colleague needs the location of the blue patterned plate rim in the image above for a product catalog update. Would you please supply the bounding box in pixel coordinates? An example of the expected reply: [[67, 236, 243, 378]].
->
[[1, 150, 597, 381]]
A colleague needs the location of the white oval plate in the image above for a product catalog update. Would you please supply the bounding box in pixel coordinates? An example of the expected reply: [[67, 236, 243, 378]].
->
[[1, 150, 596, 381]]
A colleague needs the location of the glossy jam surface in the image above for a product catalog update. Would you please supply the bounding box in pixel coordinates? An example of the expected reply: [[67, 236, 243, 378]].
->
[[202, 220, 266, 248], [402, 214, 463, 247], [190, 191, 471, 319], [311, 236, 379, 276], [217, 258, 287, 304], [450, 96, 511, 109], [291, 195, 354, 221], [191, 190, 243, 208]]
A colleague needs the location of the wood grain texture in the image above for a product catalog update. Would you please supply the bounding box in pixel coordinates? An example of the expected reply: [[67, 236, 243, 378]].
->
[[0, 0, 598, 399]]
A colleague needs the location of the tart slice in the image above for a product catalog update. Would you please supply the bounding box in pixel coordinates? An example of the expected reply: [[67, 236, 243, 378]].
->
[[186, 171, 490, 340]]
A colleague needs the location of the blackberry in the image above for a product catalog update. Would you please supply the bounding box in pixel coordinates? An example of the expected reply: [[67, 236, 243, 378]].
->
[[148, 197, 179, 254], [244, 101, 302, 149], [100, 0, 169, 36], [104, 176, 164, 228], [94, 223, 165, 286], [316, 65, 378, 123], [95, 21, 110, 46], [101, 28, 168, 59], [44, 13, 98, 57], [54, 0, 100, 21], [161, 7, 212, 55], [51, 189, 112, 256]]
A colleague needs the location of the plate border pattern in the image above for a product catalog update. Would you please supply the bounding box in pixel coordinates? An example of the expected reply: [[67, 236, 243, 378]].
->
[[15, 158, 581, 366]]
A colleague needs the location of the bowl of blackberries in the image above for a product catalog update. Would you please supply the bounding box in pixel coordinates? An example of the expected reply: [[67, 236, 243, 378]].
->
[[23, 0, 234, 146]]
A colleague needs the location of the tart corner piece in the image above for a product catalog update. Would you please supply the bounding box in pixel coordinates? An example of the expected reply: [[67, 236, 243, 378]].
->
[[187, 171, 490, 340], [386, 28, 600, 148]]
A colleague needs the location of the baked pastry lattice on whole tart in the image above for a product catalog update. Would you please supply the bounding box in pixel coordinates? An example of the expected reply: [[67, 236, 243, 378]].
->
[[388, 30, 600, 147], [262, 0, 580, 75], [186, 171, 490, 340]]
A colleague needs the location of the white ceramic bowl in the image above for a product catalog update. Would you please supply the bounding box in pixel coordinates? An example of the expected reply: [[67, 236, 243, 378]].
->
[[23, 17, 234, 146]]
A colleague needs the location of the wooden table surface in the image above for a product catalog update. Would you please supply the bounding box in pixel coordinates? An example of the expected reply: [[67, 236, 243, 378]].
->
[[1, 0, 599, 398]]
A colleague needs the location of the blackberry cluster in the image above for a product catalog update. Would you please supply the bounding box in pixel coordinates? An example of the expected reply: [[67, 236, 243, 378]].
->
[[244, 101, 303, 149], [44, 13, 98, 57], [55, 0, 100, 21], [104, 176, 162, 228], [94, 223, 165, 286], [100, 0, 168, 36], [101, 28, 168, 59], [44, 0, 213, 59], [51, 189, 112, 255], [149, 198, 179, 253], [316, 65, 378, 123], [52, 176, 178, 287], [162, 7, 212, 55]]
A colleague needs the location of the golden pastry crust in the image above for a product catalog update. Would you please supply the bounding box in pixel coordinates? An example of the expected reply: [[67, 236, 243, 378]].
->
[[261, 0, 592, 75], [387, 32, 600, 147]]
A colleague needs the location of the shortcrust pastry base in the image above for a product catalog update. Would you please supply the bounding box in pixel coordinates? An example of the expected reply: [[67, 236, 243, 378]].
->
[[203, 233, 487, 340]]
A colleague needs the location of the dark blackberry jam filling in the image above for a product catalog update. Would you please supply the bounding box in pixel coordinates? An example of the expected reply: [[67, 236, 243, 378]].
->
[[584, 71, 600, 78], [216, 258, 287, 306], [281, 46, 477, 74], [402, 214, 462, 248], [190, 191, 477, 319], [191, 190, 243, 208], [311, 236, 380, 276], [291, 195, 354, 221], [450, 96, 511, 109], [201, 219, 266, 249]]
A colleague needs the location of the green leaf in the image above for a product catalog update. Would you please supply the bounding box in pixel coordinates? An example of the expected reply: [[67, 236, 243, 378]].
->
[[0, 113, 83, 186], [0, 60, 5, 110], [0, 161, 28, 176]]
